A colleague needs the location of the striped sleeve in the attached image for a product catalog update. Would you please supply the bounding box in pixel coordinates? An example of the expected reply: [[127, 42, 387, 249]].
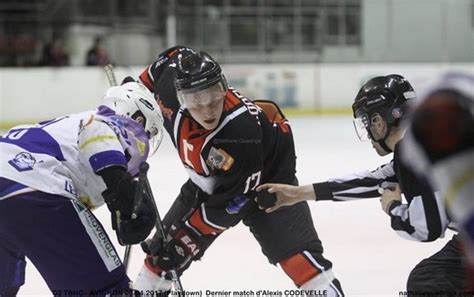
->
[[387, 173, 450, 242], [388, 191, 450, 242], [387, 143, 451, 242], [313, 161, 398, 201]]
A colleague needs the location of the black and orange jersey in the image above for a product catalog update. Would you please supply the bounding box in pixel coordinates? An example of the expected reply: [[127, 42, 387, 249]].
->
[[139, 46, 296, 212]]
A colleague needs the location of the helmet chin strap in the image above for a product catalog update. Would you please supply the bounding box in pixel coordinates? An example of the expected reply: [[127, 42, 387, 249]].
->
[[369, 127, 393, 154], [377, 138, 393, 154]]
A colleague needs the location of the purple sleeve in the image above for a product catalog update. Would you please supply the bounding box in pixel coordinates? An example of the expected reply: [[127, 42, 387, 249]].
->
[[89, 150, 127, 173]]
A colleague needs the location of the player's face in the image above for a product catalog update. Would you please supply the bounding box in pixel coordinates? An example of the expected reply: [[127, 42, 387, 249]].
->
[[369, 114, 390, 156], [353, 113, 387, 142], [181, 83, 226, 130], [368, 114, 387, 141]]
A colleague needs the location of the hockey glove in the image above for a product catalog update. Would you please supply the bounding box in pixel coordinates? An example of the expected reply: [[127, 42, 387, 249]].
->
[[141, 222, 201, 272], [99, 166, 156, 245], [103, 188, 156, 245]]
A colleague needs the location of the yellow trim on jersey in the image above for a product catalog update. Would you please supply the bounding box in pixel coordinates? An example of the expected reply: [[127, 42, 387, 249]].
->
[[136, 139, 146, 156], [445, 169, 474, 207], [79, 135, 118, 150]]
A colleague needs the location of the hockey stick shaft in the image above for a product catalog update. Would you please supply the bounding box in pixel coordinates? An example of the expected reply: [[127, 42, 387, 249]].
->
[[138, 162, 184, 293], [120, 165, 149, 271], [103, 64, 135, 271], [104, 64, 118, 86]]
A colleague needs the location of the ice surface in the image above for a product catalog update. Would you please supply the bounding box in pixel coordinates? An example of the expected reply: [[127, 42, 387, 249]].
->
[[19, 116, 454, 296]]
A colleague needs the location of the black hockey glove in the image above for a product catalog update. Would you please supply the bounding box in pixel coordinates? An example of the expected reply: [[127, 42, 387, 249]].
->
[[99, 166, 156, 245], [102, 186, 156, 245], [110, 194, 156, 245], [141, 222, 201, 272]]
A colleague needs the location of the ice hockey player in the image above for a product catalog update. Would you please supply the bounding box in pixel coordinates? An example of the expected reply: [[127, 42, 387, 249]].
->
[[402, 72, 474, 290], [132, 46, 344, 296], [0, 82, 163, 295], [257, 74, 467, 292]]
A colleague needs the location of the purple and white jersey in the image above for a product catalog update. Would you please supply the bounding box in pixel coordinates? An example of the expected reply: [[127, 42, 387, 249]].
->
[[0, 107, 149, 209]]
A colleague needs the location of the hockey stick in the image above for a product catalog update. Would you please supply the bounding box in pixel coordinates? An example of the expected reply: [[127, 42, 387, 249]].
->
[[103, 64, 135, 271], [137, 162, 184, 293], [104, 64, 118, 87], [103, 66, 183, 291]]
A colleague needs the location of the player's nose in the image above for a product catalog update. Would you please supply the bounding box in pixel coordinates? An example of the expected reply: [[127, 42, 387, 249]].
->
[[202, 106, 216, 118]]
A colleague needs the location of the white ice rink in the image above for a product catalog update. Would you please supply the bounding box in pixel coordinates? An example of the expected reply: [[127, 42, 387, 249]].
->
[[19, 115, 455, 296]]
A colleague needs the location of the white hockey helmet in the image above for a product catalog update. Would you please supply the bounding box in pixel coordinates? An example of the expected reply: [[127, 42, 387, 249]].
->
[[102, 82, 164, 155]]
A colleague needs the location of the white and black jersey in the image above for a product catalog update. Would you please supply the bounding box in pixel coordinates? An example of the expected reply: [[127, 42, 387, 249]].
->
[[313, 139, 451, 242]]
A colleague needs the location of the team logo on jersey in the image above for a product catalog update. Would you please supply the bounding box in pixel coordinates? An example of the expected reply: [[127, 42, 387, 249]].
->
[[206, 147, 234, 171], [226, 194, 249, 214], [8, 152, 36, 172]]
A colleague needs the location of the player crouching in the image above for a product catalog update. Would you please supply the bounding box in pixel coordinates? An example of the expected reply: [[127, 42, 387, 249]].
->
[[0, 82, 163, 295]]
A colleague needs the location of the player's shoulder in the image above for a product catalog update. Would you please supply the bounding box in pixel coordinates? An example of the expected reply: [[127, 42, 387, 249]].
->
[[214, 96, 261, 143], [225, 87, 261, 116]]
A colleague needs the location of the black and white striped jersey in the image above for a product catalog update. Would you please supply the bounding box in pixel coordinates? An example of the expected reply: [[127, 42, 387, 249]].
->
[[313, 139, 451, 242]]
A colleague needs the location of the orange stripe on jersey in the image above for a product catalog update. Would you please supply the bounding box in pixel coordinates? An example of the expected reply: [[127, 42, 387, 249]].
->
[[224, 91, 242, 112], [280, 253, 319, 286], [188, 208, 225, 236], [277, 122, 290, 133], [178, 117, 211, 174], [254, 100, 291, 134], [139, 67, 153, 91]]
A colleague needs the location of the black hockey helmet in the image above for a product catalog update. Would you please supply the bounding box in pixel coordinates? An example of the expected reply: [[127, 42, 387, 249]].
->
[[352, 74, 416, 142], [174, 50, 226, 93], [174, 49, 227, 108]]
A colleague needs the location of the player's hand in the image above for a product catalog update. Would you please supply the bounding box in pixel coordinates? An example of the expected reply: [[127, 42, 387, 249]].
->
[[104, 187, 156, 245], [380, 185, 402, 214], [141, 223, 200, 272], [115, 197, 156, 245], [256, 184, 315, 213]]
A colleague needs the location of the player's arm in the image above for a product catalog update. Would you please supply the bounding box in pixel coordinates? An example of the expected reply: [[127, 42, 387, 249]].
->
[[383, 169, 449, 242], [78, 118, 156, 245], [140, 152, 264, 277], [139, 126, 264, 277], [256, 184, 314, 213], [257, 162, 397, 212], [314, 162, 398, 201], [201, 132, 264, 227]]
